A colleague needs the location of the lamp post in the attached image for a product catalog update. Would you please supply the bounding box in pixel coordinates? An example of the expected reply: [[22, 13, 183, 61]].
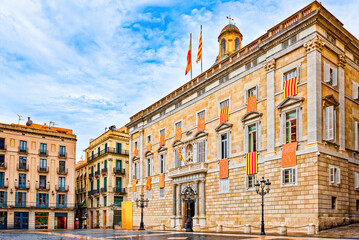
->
[[255, 177, 271, 235], [136, 193, 149, 230], [181, 184, 198, 232], [110, 203, 118, 230]]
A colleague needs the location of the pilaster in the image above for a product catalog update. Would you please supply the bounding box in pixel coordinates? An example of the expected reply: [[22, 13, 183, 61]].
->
[[199, 180, 206, 227], [265, 58, 276, 154], [338, 55, 346, 151]]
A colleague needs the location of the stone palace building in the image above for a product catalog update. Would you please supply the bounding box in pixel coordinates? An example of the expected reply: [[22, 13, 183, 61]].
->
[[126, 1, 359, 232]]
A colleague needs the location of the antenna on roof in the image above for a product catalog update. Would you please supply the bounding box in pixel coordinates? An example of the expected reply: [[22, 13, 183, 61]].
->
[[226, 15, 234, 24], [49, 121, 58, 129], [16, 114, 23, 125]]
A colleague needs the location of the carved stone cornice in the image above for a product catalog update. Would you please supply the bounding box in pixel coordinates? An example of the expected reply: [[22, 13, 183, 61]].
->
[[264, 59, 276, 72], [304, 35, 325, 53], [338, 54, 347, 68]]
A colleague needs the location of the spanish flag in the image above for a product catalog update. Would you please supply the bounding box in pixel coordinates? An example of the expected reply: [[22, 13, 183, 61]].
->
[[219, 158, 229, 178], [159, 173, 165, 188], [185, 34, 192, 76], [284, 76, 298, 98], [178, 146, 183, 161], [196, 26, 202, 63]]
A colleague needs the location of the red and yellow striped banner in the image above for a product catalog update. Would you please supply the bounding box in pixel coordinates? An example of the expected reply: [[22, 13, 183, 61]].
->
[[175, 127, 182, 140], [246, 152, 258, 175], [282, 142, 297, 167], [178, 146, 183, 161], [220, 106, 229, 123], [160, 134, 165, 146], [159, 173, 165, 188], [196, 28, 202, 63], [284, 76, 298, 98], [185, 38, 191, 75], [219, 158, 229, 178], [145, 176, 151, 191], [197, 117, 205, 131], [146, 142, 152, 151], [132, 180, 137, 192], [247, 95, 257, 112], [134, 147, 138, 156]]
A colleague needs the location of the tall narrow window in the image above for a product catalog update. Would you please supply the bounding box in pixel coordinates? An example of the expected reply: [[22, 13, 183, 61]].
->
[[159, 154, 165, 173], [146, 158, 151, 177], [59, 177, 66, 190], [286, 111, 297, 144], [221, 39, 226, 56], [235, 38, 240, 50], [221, 133, 228, 159], [20, 141, 27, 152], [40, 143, 47, 154], [0, 138, 4, 150], [40, 159, 47, 171], [19, 156, 27, 169], [197, 140, 206, 162], [248, 124, 257, 152], [59, 146, 66, 157], [324, 106, 336, 141]]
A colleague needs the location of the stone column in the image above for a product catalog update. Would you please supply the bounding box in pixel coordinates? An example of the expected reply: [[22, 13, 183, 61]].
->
[[338, 55, 346, 151], [265, 59, 276, 154], [199, 180, 206, 227], [304, 35, 325, 144], [28, 211, 35, 230], [48, 211, 54, 230], [176, 184, 182, 228], [170, 184, 177, 228], [67, 211, 75, 229], [193, 181, 199, 226]]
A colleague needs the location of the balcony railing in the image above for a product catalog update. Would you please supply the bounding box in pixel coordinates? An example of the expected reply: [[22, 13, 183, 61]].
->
[[36, 183, 50, 191], [56, 185, 69, 192], [168, 161, 208, 178], [59, 152, 67, 158], [38, 166, 49, 173], [113, 187, 126, 195], [0, 181, 8, 189], [88, 190, 94, 196], [101, 168, 108, 174], [56, 203, 67, 209], [36, 202, 49, 208], [15, 182, 30, 189], [0, 162, 6, 170], [0, 200, 7, 207], [100, 187, 107, 193], [19, 147, 28, 154], [87, 147, 129, 162], [113, 168, 125, 174], [57, 167, 68, 175], [17, 163, 29, 171], [93, 189, 99, 195], [15, 201, 26, 208], [89, 172, 94, 178], [95, 171, 100, 177], [39, 150, 48, 156]]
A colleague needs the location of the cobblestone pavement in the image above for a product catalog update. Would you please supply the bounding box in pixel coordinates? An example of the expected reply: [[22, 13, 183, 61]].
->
[[0, 228, 358, 240]]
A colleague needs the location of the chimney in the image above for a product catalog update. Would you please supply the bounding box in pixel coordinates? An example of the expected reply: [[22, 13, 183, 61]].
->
[[26, 117, 32, 126]]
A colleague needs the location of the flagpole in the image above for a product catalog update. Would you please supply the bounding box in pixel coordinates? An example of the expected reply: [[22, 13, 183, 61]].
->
[[190, 33, 192, 80], [200, 25, 203, 73]]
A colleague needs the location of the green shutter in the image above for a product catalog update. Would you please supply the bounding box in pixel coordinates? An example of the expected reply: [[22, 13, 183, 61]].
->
[[104, 177, 107, 189], [104, 160, 107, 169], [15, 192, 18, 205], [64, 195, 67, 207]]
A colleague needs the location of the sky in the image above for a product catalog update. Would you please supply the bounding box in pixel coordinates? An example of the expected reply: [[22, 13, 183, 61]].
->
[[1, 0, 359, 161]]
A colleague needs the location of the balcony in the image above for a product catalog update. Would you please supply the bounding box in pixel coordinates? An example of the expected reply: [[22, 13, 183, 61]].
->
[[56, 185, 69, 192], [56, 203, 67, 209], [95, 171, 100, 177], [17, 163, 29, 172], [100, 187, 107, 193], [38, 166, 49, 173], [168, 161, 208, 178], [0, 181, 8, 189], [88, 190, 94, 196], [113, 187, 126, 195], [0, 162, 6, 170], [19, 147, 28, 154], [36, 202, 49, 208], [101, 168, 108, 175], [57, 167, 68, 175], [15, 201, 26, 208], [113, 168, 125, 175], [36, 183, 50, 191], [87, 147, 129, 162], [39, 150, 48, 157], [89, 172, 94, 179], [15, 182, 30, 189], [93, 189, 99, 195], [59, 152, 67, 158]]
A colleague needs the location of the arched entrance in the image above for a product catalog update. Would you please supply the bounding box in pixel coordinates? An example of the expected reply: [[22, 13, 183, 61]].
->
[[181, 184, 198, 232]]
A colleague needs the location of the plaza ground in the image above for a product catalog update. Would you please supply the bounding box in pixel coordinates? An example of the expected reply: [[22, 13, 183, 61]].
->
[[1, 223, 359, 240]]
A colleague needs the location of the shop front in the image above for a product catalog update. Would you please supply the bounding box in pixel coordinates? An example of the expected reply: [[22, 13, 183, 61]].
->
[[0, 212, 7, 229], [35, 212, 49, 229], [14, 212, 28, 229], [55, 213, 67, 229]]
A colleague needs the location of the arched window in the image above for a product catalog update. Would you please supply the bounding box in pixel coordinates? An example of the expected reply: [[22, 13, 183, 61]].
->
[[221, 39, 226, 56], [235, 38, 240, 50]]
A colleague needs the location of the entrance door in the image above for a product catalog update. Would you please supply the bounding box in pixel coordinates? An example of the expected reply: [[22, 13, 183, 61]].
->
[[103, 210, 106, 229], [183, 201, 195, 228], [90, 211, 93, 229], [14, 212, 28, 229], [96, 211, 99, 228], [0, 212, 7, 229]]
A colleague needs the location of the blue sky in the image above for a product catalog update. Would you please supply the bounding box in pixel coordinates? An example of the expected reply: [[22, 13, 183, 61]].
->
[[1, 0, 359, 161]]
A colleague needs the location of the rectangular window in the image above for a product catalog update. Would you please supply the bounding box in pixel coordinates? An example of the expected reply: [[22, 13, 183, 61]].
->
[[174, 148, 181, 168], [281, 166, 296, 186], [159, 154, 165, 173], [197, 140, 206, 163], [245, 62, 251, 70], [198, 110, 205, 119], [59, 146, 66, 157], [0, 191, 6, 205], [284, 69, 297, 84], [220, 99, 229, 109], [286, 111, 297, 144], [19, 156, 27, 169], [104, 196, 107, 207], [40, 143, 47, 154], [147, 135, 151, 144], [97, 198, 99, 207], [146, 158, 151, 177], [248, 124, 257, 152], [219, 75, 229, 84], [159, 188, 165, 199], [0, 138, 4, 150], [160, 129, 165, 136], [247, 174, 257, 190], [219, 178, 229, 193], [40, 159, 47, 171], [247, 87, 257, 98], [116, 143, 122, 154], [59, 177, 66, 189], [16, 192, 26, 207], [147, 117, 152, 124], [20, 141, 27, 152], [134, 162, 138, 179], [331, 196, 337, 209], [324, 106, 336, 141], [59, 161, 66, 173], [160, 111, 165, 117], [324, 61, 337, 86], [329, 165, 340, 185], [57, 194, 66, 205], [18, 173, 26, 187], [175, 121, 182, 129], [220, 133, 228, 159], [39, 176, 46, 188], [146, 190, 152, 200]]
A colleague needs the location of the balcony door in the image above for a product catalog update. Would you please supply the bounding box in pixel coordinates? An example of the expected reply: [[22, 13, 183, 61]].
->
[[19, 174, 26, 187], [115, 177, 122, 190], [39, 176, 46, 189], [116, 160, 122, 170], [59, 177, 65, 190], [0, 172, 4, 186], [40, 159, 47, 170]]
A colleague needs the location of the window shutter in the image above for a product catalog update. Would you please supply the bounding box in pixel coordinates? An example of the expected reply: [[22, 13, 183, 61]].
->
[[217, 134, 221, 160], [355, 173, 359, 189], [293, 168, 296, 184], [327, 106, 334, 140], [337, 168, 341, 184], [280, 113, 285, 145], [56, 194, 59, 204], [257, 122, 261, 152], [193, 142, 198, 163], [15, 192, 18, 204], [324, 61, 330, 82], [332, 68, 337, 86], [330, 167, 334, 183], [355, 121, 358, 151], [333, 109, 337, 142], [244, 125, 248, 153], [282, 169, 285, 185], [353, 82, 359, 99]]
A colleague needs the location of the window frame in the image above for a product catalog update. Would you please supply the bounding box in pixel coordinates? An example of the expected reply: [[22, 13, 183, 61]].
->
[[158, 153, 166, 174], [246, 174, 258, 190], [323, 105, 337, 142], [329, 165, 341, 185], [281, 166, 297, 187], [219, 177, 229, 194], [145, 157, 152, 177], [159, 188, 165, 199], [244, 85, 258, 104], [281, 64, 301, 90], [323, 60, 337, 86]]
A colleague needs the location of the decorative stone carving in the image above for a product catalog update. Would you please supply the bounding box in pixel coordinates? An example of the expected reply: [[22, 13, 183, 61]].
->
[[338, 54, 347, 68], [304, 35, 325, 53], [186, 144, 193, 164], [264, 58, 276, 72]]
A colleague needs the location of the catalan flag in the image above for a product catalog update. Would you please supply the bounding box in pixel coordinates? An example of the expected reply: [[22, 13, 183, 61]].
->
[[145, 176, 151, 190], [219, 158, 229, 178], [146, 142, 152, 151], [247, 95, 257, 112], [246, 152, 258, 175], [134, 147, 138, 156], [220, 106, 229, 123], [196, 26, 202, 63], [159, 173, 165, 188], [197, 116, 205, 131], [185, 34, 192, 76], [175, 127, 182, 140], [132, 180, 137, 192], [284, 76, 298, 98], [178, 146, 183, 161], [282, 142, 297, 168], [160, 134, 165, 146]]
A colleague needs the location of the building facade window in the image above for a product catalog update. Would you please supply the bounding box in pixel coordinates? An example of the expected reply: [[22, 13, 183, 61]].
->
[[59, 177, 66, 190], [248, 124, 257, 152], [221, 39, 226, 56], [40, 159, 47, 171], [284, 69, 297, 83], [19, 141, 27, 152], [132, 192, 136, 202], [235, 38, 240, 50], [146, 158, 152, 177], [146, 190, 152, 200], [331, 196, 337, 209], [159, 154, 165, 173], [59, 146, 66, 157], [197, 140, 206, 162], [220, 133, 228, 159], [219, 178, 229, 193], [40, 143, 47, 154], [159, 188, 165, 199], [329, 165, 340, 185], [323, 105, 336, 141], [174, 147, 183, 168], [281, 166, 297, 186], [19, 156, 27, 169], [286, 110, 297, 144], [246, 174, 257, 190], [323, 61, 337, 86]]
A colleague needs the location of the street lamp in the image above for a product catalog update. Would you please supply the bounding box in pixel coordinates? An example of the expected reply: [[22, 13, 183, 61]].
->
[[110, 203, 119, 229], [136, 193, 149, 230], [255, 177, 271, 235], [181, 184, 198, 232]]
